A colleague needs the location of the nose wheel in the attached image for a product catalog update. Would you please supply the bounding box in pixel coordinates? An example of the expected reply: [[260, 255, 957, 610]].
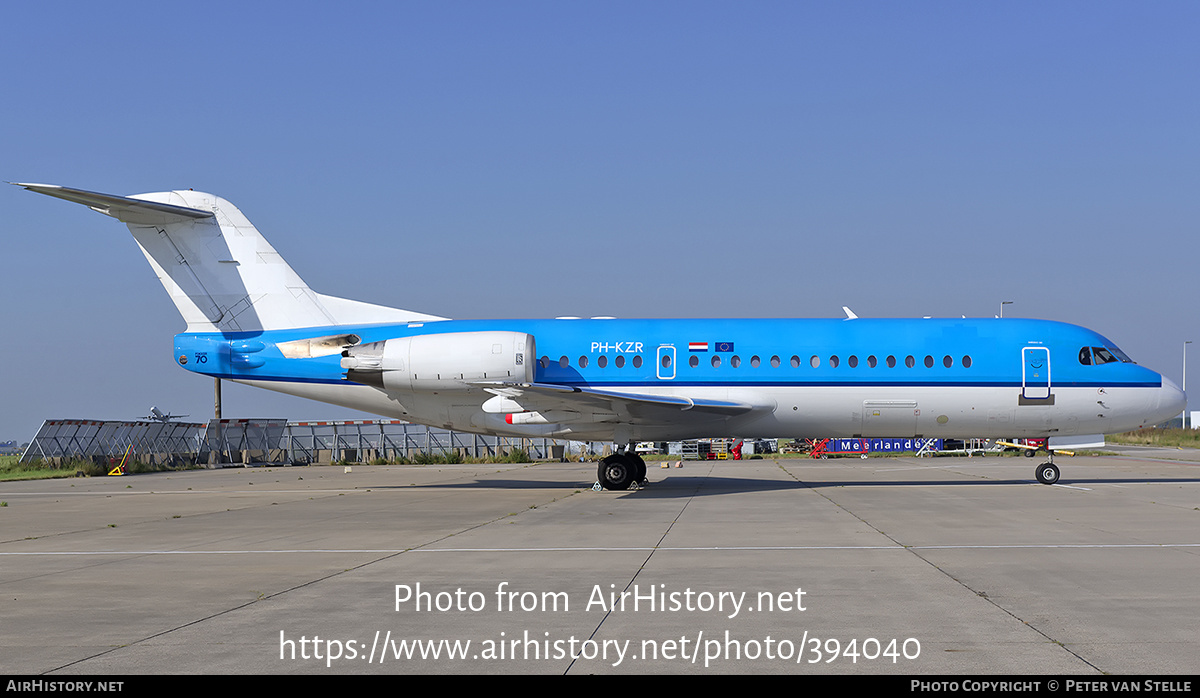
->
[[1035, 461, 1060, 485]]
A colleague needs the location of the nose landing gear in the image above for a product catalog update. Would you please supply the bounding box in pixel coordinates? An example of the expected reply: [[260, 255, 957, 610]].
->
[[1035, 451, 1060, 485]]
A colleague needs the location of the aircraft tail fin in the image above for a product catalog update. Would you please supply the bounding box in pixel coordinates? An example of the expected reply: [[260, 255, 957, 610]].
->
[[16, 183, 445, 333]]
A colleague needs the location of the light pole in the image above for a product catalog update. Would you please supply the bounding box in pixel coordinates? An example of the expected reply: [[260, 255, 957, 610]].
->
[[1185, 341, 1193, 429], [1000, 301, 1013, 318]]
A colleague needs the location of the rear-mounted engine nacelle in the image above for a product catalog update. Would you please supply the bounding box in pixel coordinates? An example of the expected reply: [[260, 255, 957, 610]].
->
[[341, 331, 535, 392]]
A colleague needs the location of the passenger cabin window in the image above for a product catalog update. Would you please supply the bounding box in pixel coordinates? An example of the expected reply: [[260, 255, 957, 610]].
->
[[689, 355, 699, 368], [633, 355, 643, 369]]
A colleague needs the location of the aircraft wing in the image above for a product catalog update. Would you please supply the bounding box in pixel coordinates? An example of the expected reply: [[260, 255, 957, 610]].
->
[[477, 381, 759, 423]]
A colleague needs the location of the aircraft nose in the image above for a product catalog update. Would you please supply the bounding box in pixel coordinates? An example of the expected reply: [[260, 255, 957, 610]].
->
[[1159, 375, 1186, 420]]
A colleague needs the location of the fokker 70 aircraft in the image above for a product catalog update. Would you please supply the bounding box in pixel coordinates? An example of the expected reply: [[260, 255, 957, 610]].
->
[[17, 183, 1186, 489]]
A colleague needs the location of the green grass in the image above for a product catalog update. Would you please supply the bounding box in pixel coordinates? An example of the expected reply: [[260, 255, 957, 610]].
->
[[1106, 428, 1200, 449], [0, 456, 202, 481], [0, 457, 99, 481]]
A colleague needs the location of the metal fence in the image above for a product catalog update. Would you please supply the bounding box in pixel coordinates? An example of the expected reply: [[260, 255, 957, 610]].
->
[[275, 420, 583, 463], [21, 418, 601, 465], [19, 419, 207, 464]]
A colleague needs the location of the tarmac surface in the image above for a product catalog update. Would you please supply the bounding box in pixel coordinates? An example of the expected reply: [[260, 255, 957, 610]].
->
[[1, 450, 1198, 675]]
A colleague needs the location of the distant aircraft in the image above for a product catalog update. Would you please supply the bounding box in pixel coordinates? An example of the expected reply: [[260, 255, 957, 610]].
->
[[145, 406, 189, 423], [17, 183, 1186, 489]]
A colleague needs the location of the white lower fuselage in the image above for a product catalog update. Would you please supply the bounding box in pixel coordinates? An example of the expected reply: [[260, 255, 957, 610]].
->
[[237, 378, 1177, 443]]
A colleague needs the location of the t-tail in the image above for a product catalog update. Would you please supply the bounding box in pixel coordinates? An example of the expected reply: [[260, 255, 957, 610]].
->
[[13, 183, 444, 332]]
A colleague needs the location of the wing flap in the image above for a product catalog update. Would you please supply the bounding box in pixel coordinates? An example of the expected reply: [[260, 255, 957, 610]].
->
[[478, 381, 758, 423]]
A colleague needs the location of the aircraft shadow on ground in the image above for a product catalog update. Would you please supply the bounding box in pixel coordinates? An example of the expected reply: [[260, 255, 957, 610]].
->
[[400, 473, 1200, 497]]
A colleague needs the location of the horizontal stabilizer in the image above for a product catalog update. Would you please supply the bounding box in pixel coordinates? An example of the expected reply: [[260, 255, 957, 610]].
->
[[18, 182, 445, 332], [12, 183, 214, 226]]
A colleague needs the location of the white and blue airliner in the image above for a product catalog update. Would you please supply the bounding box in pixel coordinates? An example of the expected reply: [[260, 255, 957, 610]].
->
[[17, 183, 1186, 489]]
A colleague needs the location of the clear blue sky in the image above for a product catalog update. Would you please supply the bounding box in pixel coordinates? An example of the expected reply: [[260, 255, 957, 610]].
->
[[3, 2, 1197, 441]]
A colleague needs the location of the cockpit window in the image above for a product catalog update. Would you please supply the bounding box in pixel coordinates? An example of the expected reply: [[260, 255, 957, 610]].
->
[[1107, 346, 1135, 364], [1081, 345, 1135, 366]]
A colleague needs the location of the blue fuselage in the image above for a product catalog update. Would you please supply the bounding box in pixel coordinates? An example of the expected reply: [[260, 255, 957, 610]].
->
[[172, 317, 1182, 442], [174, 317, 1157, 389]]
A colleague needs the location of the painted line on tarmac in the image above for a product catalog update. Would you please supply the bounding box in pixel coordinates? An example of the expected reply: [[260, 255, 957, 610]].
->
[[4, 543, 1199, 556], [0, 489, 362, 495]]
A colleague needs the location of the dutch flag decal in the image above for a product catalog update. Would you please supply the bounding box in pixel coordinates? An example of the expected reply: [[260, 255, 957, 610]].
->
[[689, 342, 708, 352]]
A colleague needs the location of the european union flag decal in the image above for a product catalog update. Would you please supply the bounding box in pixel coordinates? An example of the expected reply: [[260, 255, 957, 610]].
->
[[715, 342, 734, 352]]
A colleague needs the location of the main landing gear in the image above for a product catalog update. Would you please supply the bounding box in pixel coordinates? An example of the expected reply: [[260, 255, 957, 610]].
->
[[594, 448, 648, 491]]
